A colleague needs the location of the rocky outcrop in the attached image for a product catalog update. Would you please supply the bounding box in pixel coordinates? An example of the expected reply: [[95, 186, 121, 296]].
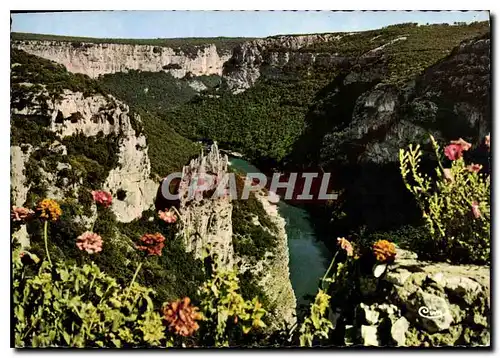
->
[[12, 40, 232, 79], [238, 190, 297, 330], [351, 247, 490, 347], [177, 143, 296, 329], [223, 34, 348, 93], [11, 84, 157, 223], [178, 143, 235, 268]]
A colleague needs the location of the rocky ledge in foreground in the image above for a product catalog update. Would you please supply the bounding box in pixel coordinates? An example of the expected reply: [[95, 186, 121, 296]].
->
[[351, 248, 490, 347]]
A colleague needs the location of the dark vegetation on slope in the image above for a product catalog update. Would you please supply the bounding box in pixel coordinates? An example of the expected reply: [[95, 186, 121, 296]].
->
[[12, 32, 255, 57]]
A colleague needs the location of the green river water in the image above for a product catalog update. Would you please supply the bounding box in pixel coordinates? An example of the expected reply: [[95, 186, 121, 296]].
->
[[229, 158, 331, 305]]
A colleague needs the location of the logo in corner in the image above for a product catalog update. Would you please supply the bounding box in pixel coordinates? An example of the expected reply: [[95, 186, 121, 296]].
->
[[418, 306, 446, 319]]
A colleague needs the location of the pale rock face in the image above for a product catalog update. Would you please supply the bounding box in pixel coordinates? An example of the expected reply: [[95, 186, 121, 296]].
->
[[178, 143, 234, 268], [250, 190, 297, 329], [223, 34, 347, 93], [353, 246, 490, 346], [11, 86, 157, 223], [48, 91, 158, 223], [10, 145, 33, 207], [13, 41, 232, 79]]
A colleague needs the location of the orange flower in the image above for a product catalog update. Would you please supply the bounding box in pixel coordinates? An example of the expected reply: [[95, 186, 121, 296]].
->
[[159, 209, 177, 224], [337, 237, 354, 257], [11, 206, 34, 222], [76, 231, 103, 254], [36, 199, 62, 221], [373, 240, 396, 263], [162, 297, 202, 337], [137, 233, 166, 256]]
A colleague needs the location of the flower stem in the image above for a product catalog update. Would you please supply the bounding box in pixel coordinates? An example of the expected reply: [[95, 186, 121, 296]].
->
[[43, 220, 52, 266], [321, 251, 338, 290], [126, 262, 143, 299]]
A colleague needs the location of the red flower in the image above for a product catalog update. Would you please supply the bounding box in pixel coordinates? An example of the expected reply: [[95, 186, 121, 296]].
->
[[471, 201, 481, 219], [467, 163, 483, 173], [137, 233, 166, 256], [92, 190, 113, 208], [159, 209, 177, 224]]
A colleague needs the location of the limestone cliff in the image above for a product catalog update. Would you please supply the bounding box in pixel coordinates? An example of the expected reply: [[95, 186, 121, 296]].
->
[[12, 40, 232, 79], [11, 84, 157, 224], [176, 143, 297, 329], [223, 34, 348, 93]]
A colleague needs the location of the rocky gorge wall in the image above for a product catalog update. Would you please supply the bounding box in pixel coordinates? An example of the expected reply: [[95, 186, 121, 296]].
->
[[11, 85, 158, 226], [176, 143, 297, 330], [348, 247, 490, 347], [12, 40, 232, 79]]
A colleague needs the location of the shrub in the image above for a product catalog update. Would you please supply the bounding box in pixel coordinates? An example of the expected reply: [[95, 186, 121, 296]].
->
[[13, 256, 165, 348], [399, 135, 490, 264]]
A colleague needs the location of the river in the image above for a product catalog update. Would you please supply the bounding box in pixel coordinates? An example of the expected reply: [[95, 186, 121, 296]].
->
[[229, 157, 331, 306]]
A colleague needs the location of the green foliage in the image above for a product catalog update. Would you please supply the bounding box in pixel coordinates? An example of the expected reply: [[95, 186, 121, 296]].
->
[[399, 136, 490, 264], [116, 209, 207, 304], [232, 174, 278, 259], [198, 267, 267, 347], [298, 289, 333, 347], [98, 71, 202, 177], [11, 49, 104, 99], [63, 132, 121, 187], [99, 70, 201, 110], [11, 114, 56, 147], [13, 255, 164, 348]]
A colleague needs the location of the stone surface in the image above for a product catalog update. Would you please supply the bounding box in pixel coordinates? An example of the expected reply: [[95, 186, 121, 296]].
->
[[352, 245, 490, 346], [361, 325, 379, 346], [10, 145, 33, 207], [11, 86, 157, 223], [13, 41, 231, 79], [391, 316, 409, 346]]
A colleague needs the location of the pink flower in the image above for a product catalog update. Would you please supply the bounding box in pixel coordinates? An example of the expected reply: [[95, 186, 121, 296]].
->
[[450, 138, 472, 151], [92, 190, 113, 208], [471, 201, 481, 219], [11, 206, 34, 222], [444, 138, 472, 161], [485, 134, 490, 151], [76, 231, 103, 254], [159, 209, 177, 224], [442, 168, 454, 183], [467, 163, 483, 173], [337, 237, 354, 257]]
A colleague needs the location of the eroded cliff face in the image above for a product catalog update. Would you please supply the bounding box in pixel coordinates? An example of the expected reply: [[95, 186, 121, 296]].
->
[[177, 143, 296, 329], [12, 40, 232, 79], [11, 85, 157, 224], [223, 34, 348, 93]]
